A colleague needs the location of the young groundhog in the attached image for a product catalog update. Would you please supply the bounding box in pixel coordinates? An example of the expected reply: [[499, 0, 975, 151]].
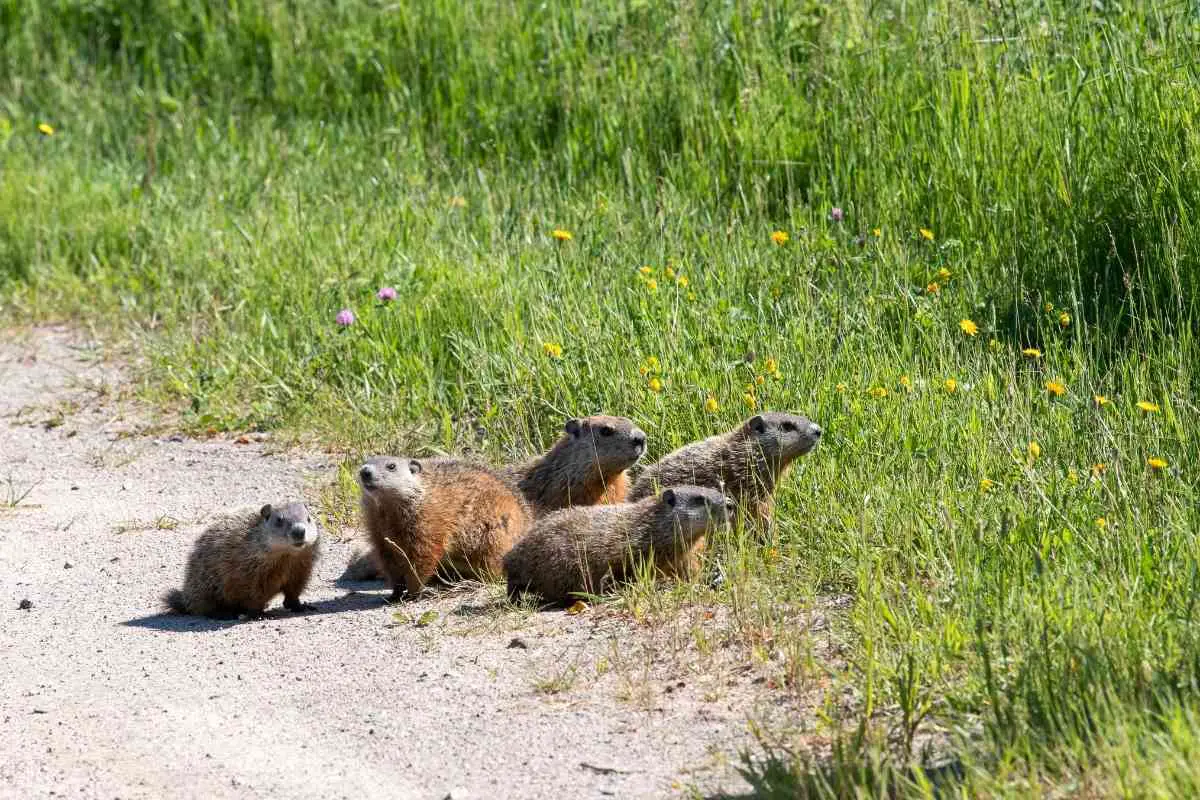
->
[[164, 503, 320, 619], [628, 412, 822, 528], [358, 456, 531, 601], [341, 415, 646, 582], [503, 415, 647, 515], [503, 486, 734, 604]]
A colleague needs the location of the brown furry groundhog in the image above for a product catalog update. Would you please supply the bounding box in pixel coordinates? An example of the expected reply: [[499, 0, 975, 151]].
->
[[341, 415, 646, 581], [164, 503, 320, 619], [503, 486, 734, 605], [358, 456, 532, 601], [503, 415, 647, 515], [628, 412, 822, 527]]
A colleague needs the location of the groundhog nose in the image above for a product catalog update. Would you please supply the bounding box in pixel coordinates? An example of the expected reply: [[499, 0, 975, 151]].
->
[[290, 526, 307, 544], [807, 422, 823, 438], [631, 430, 646, 448], [359, 465, 375, 483], [724, 497, 736, 512]]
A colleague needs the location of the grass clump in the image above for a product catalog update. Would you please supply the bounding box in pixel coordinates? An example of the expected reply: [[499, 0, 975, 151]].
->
[[3, 0, 1199, 793]]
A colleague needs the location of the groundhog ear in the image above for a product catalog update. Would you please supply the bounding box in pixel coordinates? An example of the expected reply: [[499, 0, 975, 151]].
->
[[408, 460, 422, 475], [746, 415, 766, 434], [260, 504, 273, 520], [662, 488, 677, 507], [564, 418, 582, 438]]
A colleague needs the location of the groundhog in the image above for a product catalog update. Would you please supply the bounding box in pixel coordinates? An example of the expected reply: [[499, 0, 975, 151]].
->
[[503, 486, 734, 604], [164, 503, 320, 619], [341, 415, 646, 581], [504, 415, 647, 515], [358, 456, 531, 601], [629, 412, 822, 527]]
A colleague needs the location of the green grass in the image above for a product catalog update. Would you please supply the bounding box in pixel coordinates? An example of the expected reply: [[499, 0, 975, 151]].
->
[[3, 0, 1200, 794]]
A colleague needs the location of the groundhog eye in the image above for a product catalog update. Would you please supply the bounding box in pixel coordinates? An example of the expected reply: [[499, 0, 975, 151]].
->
[[782, 421, 797, 433], [600, 426, 615, 437], [386, 462, 397, 471]]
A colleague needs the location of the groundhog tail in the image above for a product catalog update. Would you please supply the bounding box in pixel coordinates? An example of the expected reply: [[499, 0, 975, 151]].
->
[[163, 589, 188, 614]]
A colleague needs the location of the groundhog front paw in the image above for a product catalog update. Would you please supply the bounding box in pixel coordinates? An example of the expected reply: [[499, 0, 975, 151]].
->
[[285, 600, 317, 613]]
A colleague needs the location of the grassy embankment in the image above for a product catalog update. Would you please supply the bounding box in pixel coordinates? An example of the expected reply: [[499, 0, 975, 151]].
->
[[3, 1, 1199, 794]]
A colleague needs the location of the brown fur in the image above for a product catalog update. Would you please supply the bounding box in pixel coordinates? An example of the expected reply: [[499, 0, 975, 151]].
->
[[503, 415, 646, 516], [164, 503, 319, 618], [503, 486, 733, 605], [359, 457, 532, 601], [343, 416, 645, 582], [628, 412, 821, 528]]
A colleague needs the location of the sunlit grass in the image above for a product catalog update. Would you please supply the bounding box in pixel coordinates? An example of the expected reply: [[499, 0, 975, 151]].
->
[[2, 0, 1199, 794]]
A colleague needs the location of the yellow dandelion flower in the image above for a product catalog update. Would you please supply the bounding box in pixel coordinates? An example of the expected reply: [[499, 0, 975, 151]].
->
[[1091, 463, 1106, 478], [1058, 312, 1070, 328], [37, 122, 54, 136], [867, 386, 888, 399], [764, 357, 779, 377], [979, 478, 995, 493], [1136, 401, 1160, 413], [448, 195, 467, 208], [1095, 517, 1107, 529], [705, 396, 719, 413], [959, 319, 979, 337], [836, 382, 848, 393], [648, 377, 663, 393], [770, 230, 789, 246], [1147, 457, 1168, 470], [1028, 441, 1042, 459], [644, 355, 660, 371], [743, 392, 757, 409], [664, 267, 675, 279], [1068, 468, 1079, 483], [1093, 395, 1109, 407], [1045, 379, 1066, 397], [677, 274, 689, 288], [686, 291, 696, 301], [919, 228, 935, 241], [551, 228, 573, 241], [1044, 302, 1055, 314], [899, 375, 912, 391], [926, 282, 941, 295], [755, 375, 765, 386], [944, 378, 958, 394], [1022, 348, 1042, 358], [541, 342, 563, 359], [639, 265, 653, 276], [872, 228, 882, 237], [937, 268, 951, 281], [646, 278, 658, 292]]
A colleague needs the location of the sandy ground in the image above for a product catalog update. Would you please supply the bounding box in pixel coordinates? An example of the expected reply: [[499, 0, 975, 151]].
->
[[0, 326, 832, 800]]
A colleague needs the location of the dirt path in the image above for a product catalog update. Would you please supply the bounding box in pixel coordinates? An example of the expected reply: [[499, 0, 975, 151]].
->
[[0, 327, 825, 799]]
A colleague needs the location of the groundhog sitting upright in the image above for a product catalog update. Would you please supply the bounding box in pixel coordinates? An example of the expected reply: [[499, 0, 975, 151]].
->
[[358, 457, 531, 601], [503, 415, 647, 515], [164, 502, 320, 619], [629, 412, 822, 528], [503, 486, 734, 605]]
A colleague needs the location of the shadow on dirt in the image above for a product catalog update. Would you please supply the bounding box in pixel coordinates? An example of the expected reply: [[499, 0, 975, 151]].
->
[[119, 590, 385, 632]]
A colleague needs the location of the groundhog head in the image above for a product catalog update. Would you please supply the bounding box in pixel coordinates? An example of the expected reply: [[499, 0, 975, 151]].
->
[[562, 414, 647, 471], [659, 485, 735, 538], [258, 502, 319, 549], [739, 412, 822, 467], [358, 456, 425, 505]]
